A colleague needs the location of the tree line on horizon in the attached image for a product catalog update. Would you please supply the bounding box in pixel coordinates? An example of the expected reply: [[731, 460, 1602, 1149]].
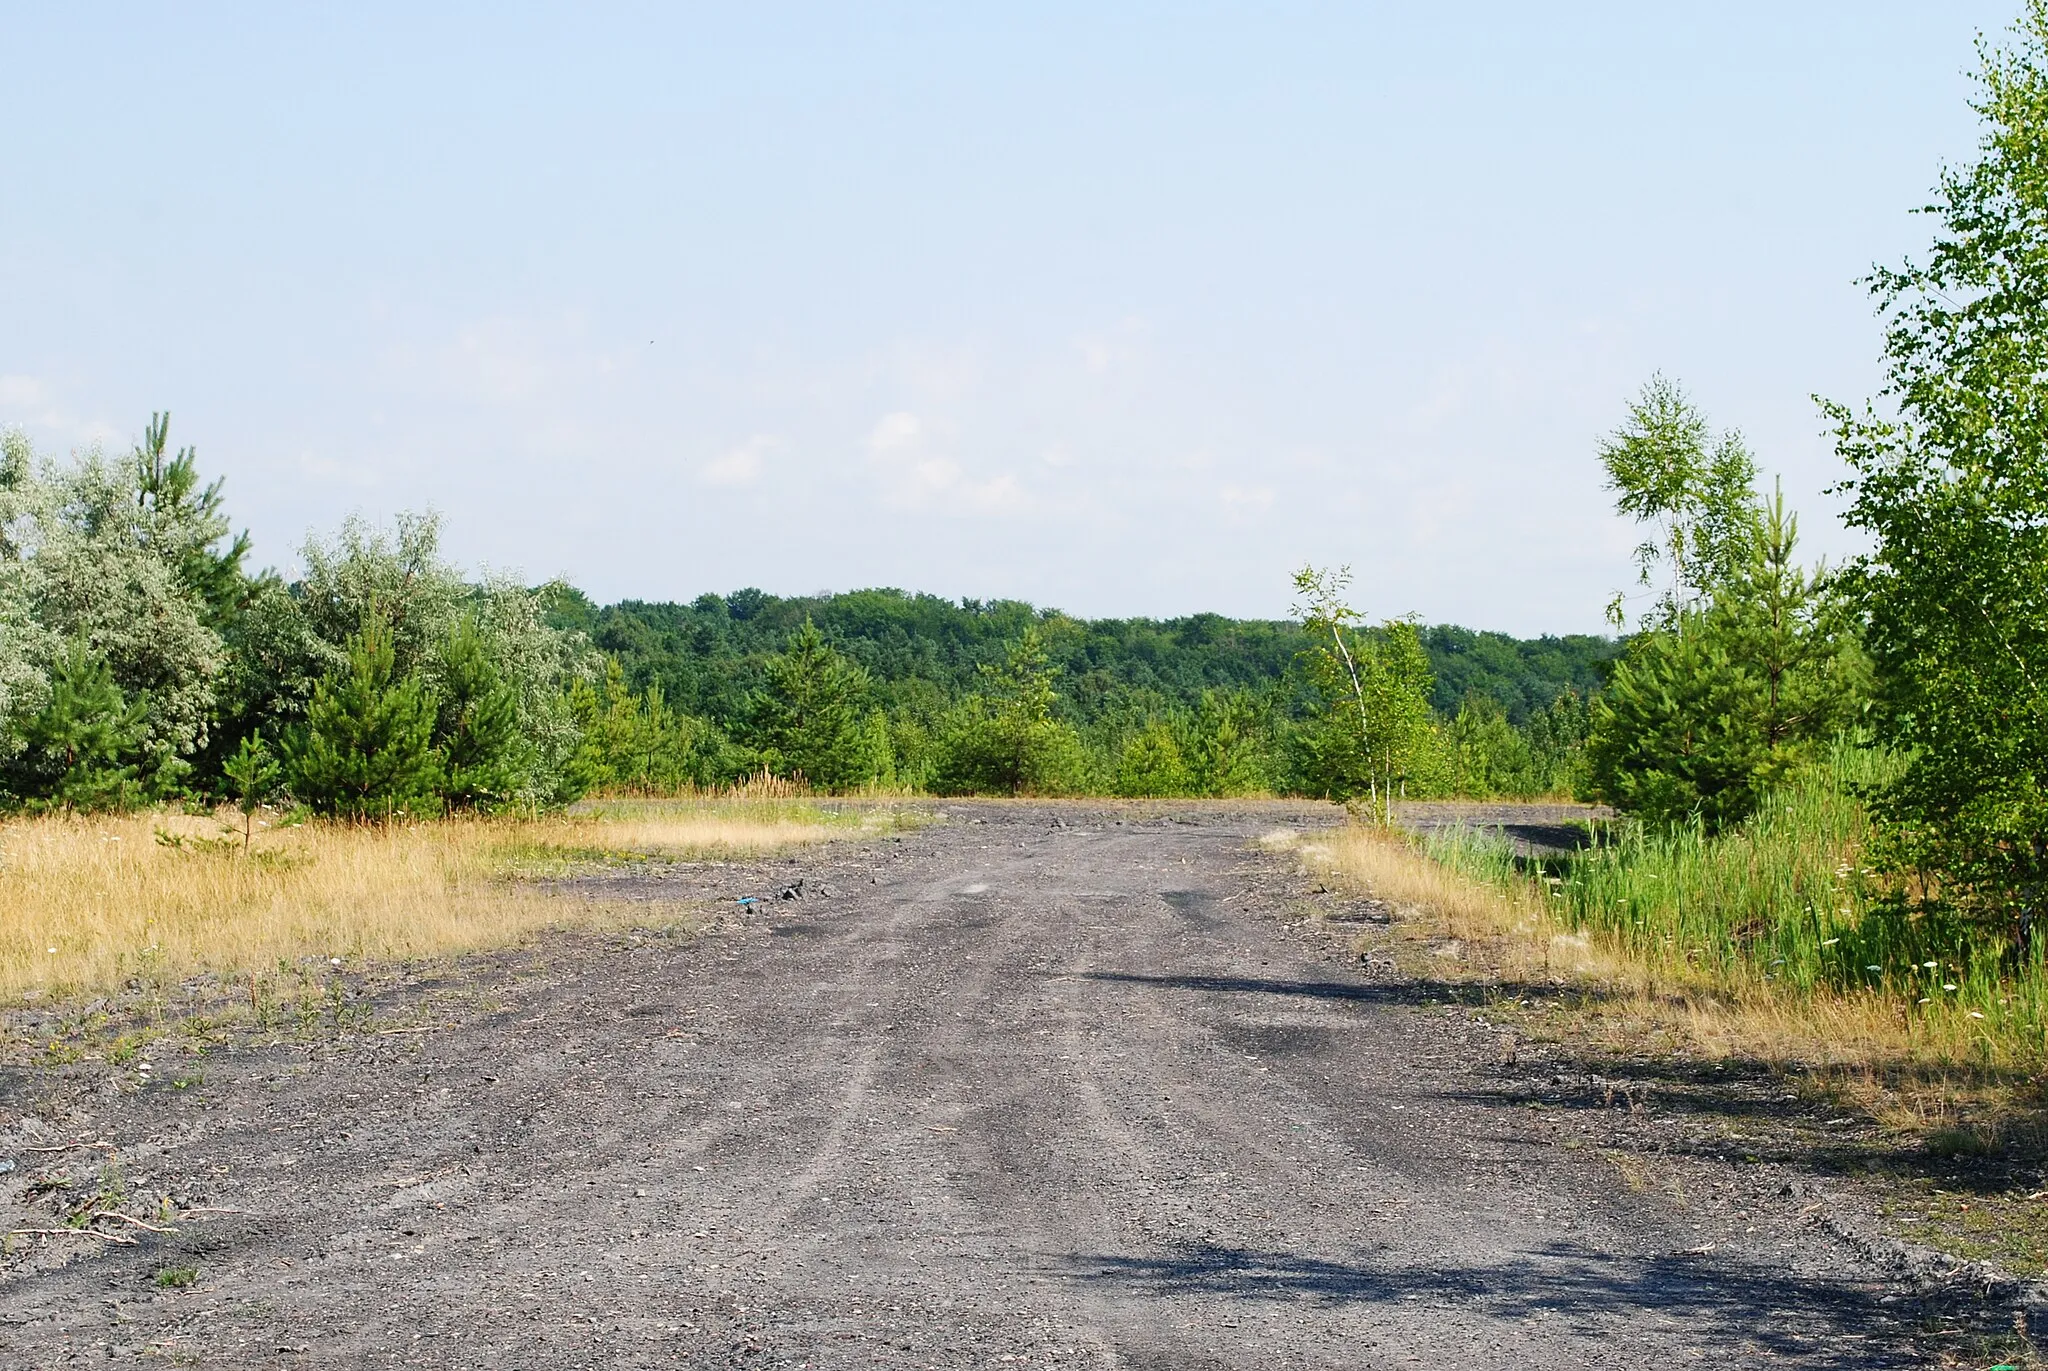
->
[[0, 419, 1613, 816]]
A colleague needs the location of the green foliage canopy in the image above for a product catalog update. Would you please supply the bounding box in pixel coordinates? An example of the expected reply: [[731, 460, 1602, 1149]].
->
[[1832, 1, 2048, 928]]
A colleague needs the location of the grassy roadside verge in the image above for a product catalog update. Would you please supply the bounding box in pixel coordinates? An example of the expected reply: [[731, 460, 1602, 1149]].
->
[[0, 796, 927, 1008], [1278, 811, 2048, 1291]]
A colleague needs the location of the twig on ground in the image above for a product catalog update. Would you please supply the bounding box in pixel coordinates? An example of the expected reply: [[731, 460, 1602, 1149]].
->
[[86, 1210, 175, 1234], [383, 1168, 457, 1188], [7, 1227, 137, 1245]]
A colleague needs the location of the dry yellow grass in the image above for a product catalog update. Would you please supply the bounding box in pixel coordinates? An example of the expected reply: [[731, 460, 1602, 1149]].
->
[[0, 799, 908, 1004], [1274, 823, 1639, 988]]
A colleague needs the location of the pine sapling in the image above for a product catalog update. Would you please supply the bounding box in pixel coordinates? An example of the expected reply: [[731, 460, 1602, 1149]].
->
[[222, 732, 281, 852]]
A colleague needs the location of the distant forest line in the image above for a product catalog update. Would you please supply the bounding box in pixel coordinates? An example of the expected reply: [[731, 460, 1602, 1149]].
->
[[543, 585, 1614, 738]]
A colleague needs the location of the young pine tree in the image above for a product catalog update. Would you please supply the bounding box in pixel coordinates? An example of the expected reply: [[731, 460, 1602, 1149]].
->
[[748, 619, 879, 791], [11, 639, 147, 811], [567, 659, 726, 796], [1182, 689, 1266, 797], [1116, 720, 1192, 797], [1584, 493, 1858, 831], [221, 731, 281, 851], [284, 616, 442, 820], [436, 614, 533, 811], [933, 627, 1088, 796], [131, 412, 252, 627]]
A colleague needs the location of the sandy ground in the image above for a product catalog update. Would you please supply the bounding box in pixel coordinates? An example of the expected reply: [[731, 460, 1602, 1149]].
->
[[0, 802, 1969, 1367]]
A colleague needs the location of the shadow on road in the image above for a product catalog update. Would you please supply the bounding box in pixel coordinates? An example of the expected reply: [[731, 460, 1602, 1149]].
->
[[1450, 1054, 2048, 1199], [1073, 970, 1627, 1010], [1062, 1240, 1905, 1367], [1080, 968, 2048, 1220]]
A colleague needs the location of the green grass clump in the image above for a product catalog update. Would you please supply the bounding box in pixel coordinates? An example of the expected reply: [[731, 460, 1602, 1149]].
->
[[1420, 736, 2048, 1067]]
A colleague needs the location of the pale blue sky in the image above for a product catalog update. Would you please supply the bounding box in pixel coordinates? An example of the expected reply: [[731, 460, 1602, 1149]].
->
[[0, 3, 2015, 633]]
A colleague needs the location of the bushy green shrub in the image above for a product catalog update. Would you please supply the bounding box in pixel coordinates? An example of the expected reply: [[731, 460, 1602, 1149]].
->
[[1116, 721, 1190, 797], [931, 628, 1089, 796], [745, 620, 887, 790]]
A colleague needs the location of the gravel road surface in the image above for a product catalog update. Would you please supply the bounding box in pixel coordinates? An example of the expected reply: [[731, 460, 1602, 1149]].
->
[[1, 803, 1936, 1368]]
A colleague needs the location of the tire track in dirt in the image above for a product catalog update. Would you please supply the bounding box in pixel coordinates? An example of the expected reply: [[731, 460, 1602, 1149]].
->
[[1, 803, 1931, 1368]]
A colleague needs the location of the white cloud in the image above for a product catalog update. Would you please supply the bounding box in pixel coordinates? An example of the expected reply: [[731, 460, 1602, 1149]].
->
[[0, 375, 49, 408], [700, 435, 773, 487], [912, 456, 959, 490], [1074, 317, 1149, 376], [0, 376, 122, 447], [375, 314, 634, 417], [963, 472, 1026, 513], [1219, 484, 1276, 519], [867, 411, 923, 453], [858, 411, 1031, 515]]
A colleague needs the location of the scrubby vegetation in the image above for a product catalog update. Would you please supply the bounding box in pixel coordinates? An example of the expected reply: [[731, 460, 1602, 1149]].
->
[[536, 585, 1608, 800], [0, 419, 1609, 813], [1290, 4, 2048, 1094]]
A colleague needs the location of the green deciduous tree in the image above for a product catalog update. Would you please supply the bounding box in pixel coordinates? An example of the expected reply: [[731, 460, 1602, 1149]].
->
[[1830, 1, 2048, 932], [277, 516, 589, 805], [1291, 566, 1437, 816], [1600, 375, 1761, 628], [296, 513, 465, 680], [33, 436, 229, 792], [1358, 619, 1439, 811], [0, 431, 55, 757]]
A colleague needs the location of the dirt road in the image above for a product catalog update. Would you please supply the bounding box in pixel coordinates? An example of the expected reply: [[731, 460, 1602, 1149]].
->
[[1, 804, 1939, 1367]]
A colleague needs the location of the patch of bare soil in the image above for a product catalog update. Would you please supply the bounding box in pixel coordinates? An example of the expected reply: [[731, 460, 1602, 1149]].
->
[[0, 802, 2018, 1367]]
